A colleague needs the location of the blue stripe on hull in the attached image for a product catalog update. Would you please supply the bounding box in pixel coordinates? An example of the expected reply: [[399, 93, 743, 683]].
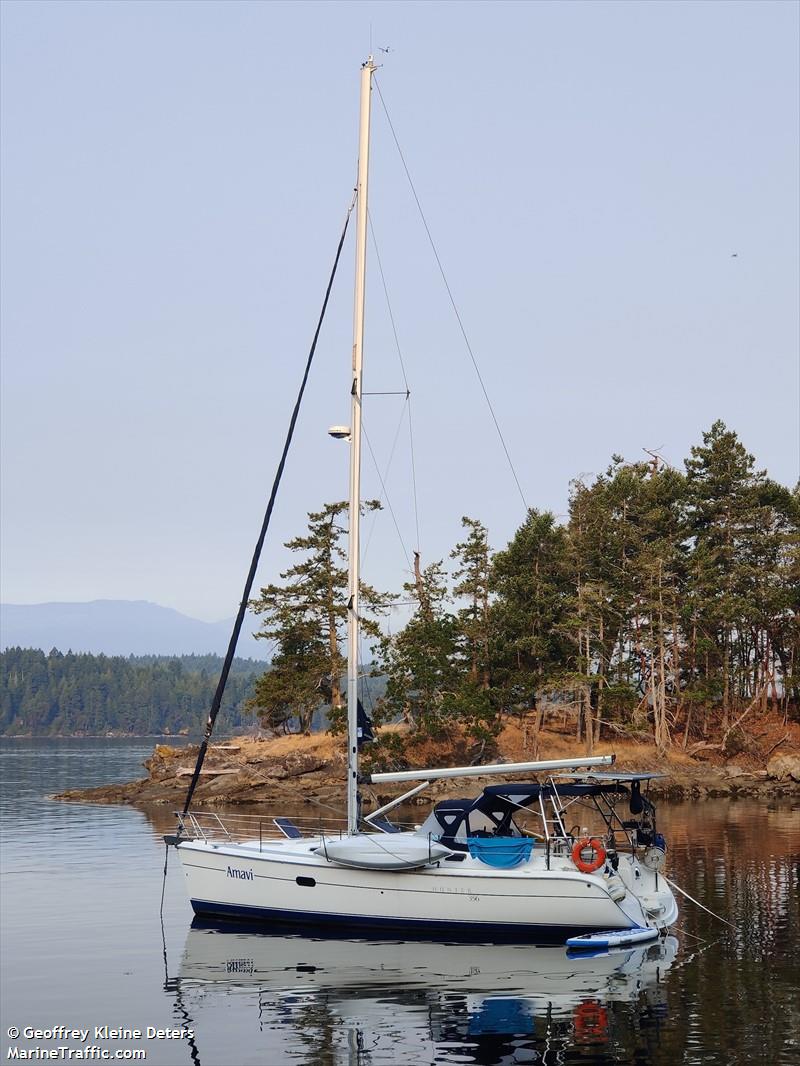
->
[[189, 898, 615, 944]]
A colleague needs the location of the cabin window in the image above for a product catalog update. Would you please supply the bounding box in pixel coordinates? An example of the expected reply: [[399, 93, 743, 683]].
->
[[296, 876, 316, 888]]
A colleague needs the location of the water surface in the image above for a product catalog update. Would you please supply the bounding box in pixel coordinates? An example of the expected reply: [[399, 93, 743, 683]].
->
[[1, 738, 797, 1065]]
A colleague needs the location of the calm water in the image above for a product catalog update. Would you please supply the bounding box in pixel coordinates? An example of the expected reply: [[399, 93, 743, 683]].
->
[[0, 738, 798, 1066]]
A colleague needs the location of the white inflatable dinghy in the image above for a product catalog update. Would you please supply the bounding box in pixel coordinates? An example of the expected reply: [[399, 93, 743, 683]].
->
[[316, 835, 452, 871]]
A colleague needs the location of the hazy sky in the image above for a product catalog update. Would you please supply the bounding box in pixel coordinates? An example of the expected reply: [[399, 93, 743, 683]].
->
[[2, 0, 798, 623]]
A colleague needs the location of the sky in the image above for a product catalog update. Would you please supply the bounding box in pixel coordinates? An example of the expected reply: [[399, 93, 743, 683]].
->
[[1, 0, 798, 623]]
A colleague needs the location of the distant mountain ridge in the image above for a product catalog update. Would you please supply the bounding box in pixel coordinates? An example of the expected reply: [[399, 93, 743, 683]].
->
[[0, 600, 267, 659]]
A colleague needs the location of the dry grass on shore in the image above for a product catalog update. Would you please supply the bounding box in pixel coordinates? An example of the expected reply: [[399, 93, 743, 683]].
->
[[222, 707, 798, 775]]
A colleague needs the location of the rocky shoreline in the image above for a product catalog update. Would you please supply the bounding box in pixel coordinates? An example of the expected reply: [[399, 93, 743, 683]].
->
[[54, 726, 800, 811]]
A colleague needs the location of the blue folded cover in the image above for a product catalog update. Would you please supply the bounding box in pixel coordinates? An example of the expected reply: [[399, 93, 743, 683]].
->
[[466, 837, 534, 868]]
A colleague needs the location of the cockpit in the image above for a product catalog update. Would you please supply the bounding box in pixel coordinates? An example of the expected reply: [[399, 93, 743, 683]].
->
[[415, 774, 665, 871]]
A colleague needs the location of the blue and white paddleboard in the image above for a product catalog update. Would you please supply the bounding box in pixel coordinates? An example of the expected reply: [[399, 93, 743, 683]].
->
[[566, 927, 659, 950]]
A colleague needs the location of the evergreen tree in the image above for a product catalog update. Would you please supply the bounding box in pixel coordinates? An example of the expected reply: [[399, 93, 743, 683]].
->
[[451, 517, 493, 691], [247, 622, 328, 734], [684, 421, 783, 726], [491, 509, 572, 751], [248, 501, 392, 734], [565, 460, 687, 750], [379, 561, 461, 734]]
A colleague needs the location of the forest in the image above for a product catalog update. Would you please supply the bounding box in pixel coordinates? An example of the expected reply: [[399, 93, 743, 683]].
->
[[3, 422, 796, 752], [0, 651, 261, 736], [248, 421, 799, 764]]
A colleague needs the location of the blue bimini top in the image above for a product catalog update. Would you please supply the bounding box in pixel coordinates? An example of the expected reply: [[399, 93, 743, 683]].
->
[[466, 837, 535, 868]]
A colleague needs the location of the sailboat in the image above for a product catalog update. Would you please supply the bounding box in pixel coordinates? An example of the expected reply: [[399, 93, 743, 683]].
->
[[170, 57, 678, 944]]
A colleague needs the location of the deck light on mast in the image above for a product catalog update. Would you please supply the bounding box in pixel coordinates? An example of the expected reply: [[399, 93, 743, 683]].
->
[[328, 425, 351, 440]]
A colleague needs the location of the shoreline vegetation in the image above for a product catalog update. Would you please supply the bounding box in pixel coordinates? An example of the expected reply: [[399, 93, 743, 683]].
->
[[14, 420, 800, 802], [240, 423, 800, 775], [56, 712, 800, 808], [0, 650, 262, 737]]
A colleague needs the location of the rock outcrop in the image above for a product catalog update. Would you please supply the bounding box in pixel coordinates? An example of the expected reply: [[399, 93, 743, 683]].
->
[[54, 722, 800, 809], [766, 754, 800, 782]]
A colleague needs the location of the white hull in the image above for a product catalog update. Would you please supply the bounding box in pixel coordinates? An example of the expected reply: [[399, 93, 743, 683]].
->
[[177, 834, 677, 940]]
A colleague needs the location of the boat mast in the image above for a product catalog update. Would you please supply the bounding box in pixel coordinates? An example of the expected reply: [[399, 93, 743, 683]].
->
[[347, 55, 376, 836]]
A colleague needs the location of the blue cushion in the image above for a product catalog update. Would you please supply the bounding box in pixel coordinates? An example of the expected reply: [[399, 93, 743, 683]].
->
[[466, 837, 534, 868]]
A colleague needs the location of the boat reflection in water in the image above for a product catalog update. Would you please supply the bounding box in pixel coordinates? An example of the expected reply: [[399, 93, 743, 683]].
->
[[174, 921, 678, 1064]]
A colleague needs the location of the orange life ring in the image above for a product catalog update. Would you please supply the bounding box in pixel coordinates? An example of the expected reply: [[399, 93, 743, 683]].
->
[[571, 836, 606, 873]]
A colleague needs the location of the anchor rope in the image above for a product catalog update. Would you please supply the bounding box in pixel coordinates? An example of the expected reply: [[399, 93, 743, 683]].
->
[[663, 875, 735, 928]]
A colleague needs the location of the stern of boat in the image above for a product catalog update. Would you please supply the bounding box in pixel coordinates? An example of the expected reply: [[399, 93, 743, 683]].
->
[[614, 855, 678, 930]]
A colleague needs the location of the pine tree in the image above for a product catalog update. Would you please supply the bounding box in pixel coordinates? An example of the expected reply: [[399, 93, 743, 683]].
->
[[247, 621, 329, 734], [451, 517, 493, 690], [491, 509, 572, 752], [248, 500, 392, 734], [564, 459, 687, 750], [685, 421, 771, 726], [378, 561, 461, 735]]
